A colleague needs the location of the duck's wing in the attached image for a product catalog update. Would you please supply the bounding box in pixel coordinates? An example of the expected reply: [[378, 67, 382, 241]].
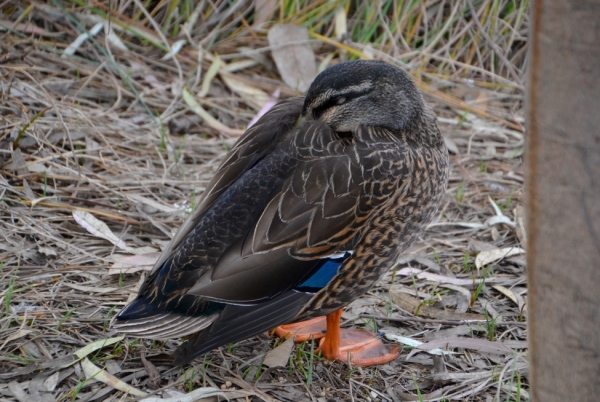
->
[[149, 97, 305, 276], [186, 124, 397, 303], [171, 126, 404, 365], [247, 125, 399, 258]]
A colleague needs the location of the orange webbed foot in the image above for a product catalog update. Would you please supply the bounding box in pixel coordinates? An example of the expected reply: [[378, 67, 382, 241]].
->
[[319, 327, 400, 367], [274, 316, 327, 342], [274, 309, 398, 367]]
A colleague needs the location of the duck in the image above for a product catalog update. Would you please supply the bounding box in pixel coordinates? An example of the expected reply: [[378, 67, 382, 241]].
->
[[112, 59, 449, 367]]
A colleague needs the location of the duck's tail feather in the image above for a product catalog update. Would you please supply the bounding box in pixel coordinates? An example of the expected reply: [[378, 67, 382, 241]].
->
[[173, 290, 313, 366], [111, 312, 218, 340], [111, 297, 222, 340]]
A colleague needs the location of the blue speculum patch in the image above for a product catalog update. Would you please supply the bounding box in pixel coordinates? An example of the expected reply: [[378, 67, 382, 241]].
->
[[296, 252, 351, 292]]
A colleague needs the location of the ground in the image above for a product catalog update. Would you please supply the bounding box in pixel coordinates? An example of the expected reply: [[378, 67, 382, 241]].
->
[[0, 1, 529, 401]]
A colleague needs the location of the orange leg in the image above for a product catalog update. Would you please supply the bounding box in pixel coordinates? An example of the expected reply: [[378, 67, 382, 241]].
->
[[274, 308, 399, 367]]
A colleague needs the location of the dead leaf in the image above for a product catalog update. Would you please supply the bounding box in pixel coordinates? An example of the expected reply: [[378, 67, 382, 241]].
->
[[268, 24, 316, 92], [104, 24, 128, 52], [263, 336, 294, 368], [198, 57, 221, 98], [63, 283, 120, 294], [11, 149, 29, 176], [492, 285, 525, 310], [334, 6, 347, 39], [396, 267, 500, 285], [220, 73, 270, 110], [128, 194, 178, 213], [475, 247, 525, 270], [439, 284, 472, 302], [74, 336, 124, 360], [37, 246, 58, 256], [109, 253, 160, 275], [444, 136, 459, 154], [140, 387, 251, 402], [182, 87, 244, 136], [63, 22, 103, 57], [162, 39, 186, 60], [81, 357, 147, 397], [390, 291, 485, 321], [72, 210, 136, 253], [8, 381, 29, 402], [42, 371, 61, 392], [0, 329, 34, 351], [406, 337, 513, 359], [514, 204, 527, 248], [384, 333, 455, 356], [254, 0, 278, 27], [141, 351, 161, 389]]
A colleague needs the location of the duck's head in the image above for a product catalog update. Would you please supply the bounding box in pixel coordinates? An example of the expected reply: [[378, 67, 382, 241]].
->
[[302, 60, 424, 134]]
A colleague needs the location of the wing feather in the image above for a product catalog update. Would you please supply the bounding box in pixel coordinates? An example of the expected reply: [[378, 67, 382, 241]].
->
[[144, 98, 304, 280], [247, 125, 401, 259]]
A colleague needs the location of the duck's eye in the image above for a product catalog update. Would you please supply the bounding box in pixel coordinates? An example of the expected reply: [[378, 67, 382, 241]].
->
[[335, 96, 347, 105]]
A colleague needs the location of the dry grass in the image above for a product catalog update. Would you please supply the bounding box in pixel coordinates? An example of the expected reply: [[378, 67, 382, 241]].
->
[[1, 1, 528, 401]]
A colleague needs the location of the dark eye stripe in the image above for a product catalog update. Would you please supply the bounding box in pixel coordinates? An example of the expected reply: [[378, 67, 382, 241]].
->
[[311, 88, 371, 119]]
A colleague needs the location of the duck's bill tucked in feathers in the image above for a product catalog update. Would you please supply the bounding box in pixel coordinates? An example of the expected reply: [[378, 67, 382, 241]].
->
[[112, 60, 449, 367]]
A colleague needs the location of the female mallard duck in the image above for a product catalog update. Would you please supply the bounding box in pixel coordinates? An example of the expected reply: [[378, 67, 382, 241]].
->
[[112, 60, 449, 367]]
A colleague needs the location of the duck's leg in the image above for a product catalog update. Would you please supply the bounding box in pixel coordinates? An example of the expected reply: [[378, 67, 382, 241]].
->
[[275, 309, 399, 367]]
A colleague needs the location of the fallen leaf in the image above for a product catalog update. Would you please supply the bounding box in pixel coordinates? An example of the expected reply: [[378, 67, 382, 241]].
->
[[334, 6, 347, 39], [140, 387, 251, 402], [263, 336, 294, 368], [492, 285, 525, 310], [128, 194, 178, 213], [220, 73, 270, 110], [104, 24, 128, 52], [8, 381, 28, 402], [0, 329, 34, 351], [475, 247, 525, 270], [182, 87, 244, 136], [268, 24, 316, 92], [396, 267, 500, 285], [38, 246, 58, 256], [72, 210, 136, 253], [254, 0, 278, 27], [439, 283, 471, 301], [162, 39, 186, 60], [109, 253, 160, 275], [43, 371, 61, 392], [444, 136, 459, 154], [514, 204, 527, 248], [390, 291, 486, 321], [406, 337, 513, 359], [63, 283, 120, 294], [63, 22, 103, 57], [141, 351, 161, 388], [81, 357, 147, 397], [384, 333, 455, 356], [75, 336, 124, 360], [198, 57, 221, 98]]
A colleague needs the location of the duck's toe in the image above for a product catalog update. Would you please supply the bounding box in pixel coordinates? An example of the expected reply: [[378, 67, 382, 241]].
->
[[273, 316, 327, 342], [319, 328, 399, 367]]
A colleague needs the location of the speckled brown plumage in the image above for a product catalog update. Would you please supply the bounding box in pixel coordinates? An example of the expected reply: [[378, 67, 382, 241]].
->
[[112, 60, 449, 366]]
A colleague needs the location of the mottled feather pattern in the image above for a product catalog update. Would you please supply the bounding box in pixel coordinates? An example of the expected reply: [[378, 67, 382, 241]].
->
[[298, 120, 448, 318]]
